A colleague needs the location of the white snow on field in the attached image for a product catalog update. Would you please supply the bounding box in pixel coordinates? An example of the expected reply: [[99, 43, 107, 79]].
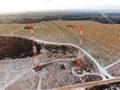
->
[[0, 38, 119, 90], [0, 57, 33, 89]]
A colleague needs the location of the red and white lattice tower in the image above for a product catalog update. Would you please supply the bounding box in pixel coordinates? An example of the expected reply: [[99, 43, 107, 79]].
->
[[79, 25, 84, 49], [76, 58, 81, 70], [76, 25, 84, 71], [78, 24, 84, 56], [29, 25, 41, 70]]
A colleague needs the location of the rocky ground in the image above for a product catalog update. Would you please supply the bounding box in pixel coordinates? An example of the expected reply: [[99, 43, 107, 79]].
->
[[0, 36, 103, 90], [107, 63, 120, 77]]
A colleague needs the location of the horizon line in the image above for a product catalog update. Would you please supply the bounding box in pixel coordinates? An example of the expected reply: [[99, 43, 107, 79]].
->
[[0, 9, 120, 15]]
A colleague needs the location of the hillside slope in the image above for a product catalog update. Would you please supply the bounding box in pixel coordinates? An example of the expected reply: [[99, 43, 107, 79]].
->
[[0, 21, 120, 66]]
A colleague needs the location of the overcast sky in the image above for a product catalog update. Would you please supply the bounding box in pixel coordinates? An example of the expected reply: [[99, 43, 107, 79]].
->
[[0, 0, 120, 13]]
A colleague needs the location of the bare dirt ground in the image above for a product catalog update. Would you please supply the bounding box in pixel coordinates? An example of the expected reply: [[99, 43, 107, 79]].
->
[[0, 21, 120, 89]]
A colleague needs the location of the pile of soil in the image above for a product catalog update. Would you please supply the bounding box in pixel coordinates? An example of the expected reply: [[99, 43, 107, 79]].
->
[[0, 36, 41, 60]]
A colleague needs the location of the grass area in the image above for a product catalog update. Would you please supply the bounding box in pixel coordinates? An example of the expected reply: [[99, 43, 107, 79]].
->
[[0, 20, 120, 66]]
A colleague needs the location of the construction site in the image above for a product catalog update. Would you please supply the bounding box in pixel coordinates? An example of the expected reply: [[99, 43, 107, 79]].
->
[[0, 19, 120, 90]]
